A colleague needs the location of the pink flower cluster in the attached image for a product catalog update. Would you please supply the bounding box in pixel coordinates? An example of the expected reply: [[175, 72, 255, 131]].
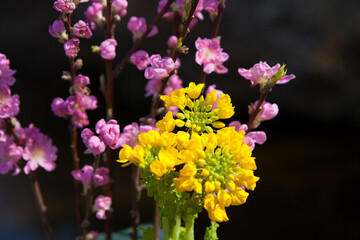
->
[[0, 123, 58, 176], [51, 74, 98, 128], [81, 119, 121, 155], [72, 165, 110, 189], [0, 54, 20, 119], [238, 61, 296, 87], [118, 122, 156, 148], [195, 37, 229, 74], [94, 195, 112, 220], [144, 54, 176, 80], [127, 16, 158, 41]]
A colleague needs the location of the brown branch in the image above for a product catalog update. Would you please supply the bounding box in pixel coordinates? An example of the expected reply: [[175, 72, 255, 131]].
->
[[112, 0, 176, 80], [246, 92, 269, 133], [29, 172, 55, 240]]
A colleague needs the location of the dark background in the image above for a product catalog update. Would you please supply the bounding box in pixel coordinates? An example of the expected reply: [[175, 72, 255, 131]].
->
[[1, 0, 359, 239]]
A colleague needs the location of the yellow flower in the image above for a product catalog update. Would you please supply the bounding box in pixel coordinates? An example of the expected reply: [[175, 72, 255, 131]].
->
[[138, 130, 160, 147], [187, 82, 204, 99], [170, 89, 187, 110], [117, 145, 134, 166], [230, 187, 249, 205], [205, 90, 218, 106], [217, 189, 232, 207], [150, 160, 168, 177], [156, 111, 176, 134], [179, 163, 197, 178], [158, 147, 178, 169], [160, 95, 173, 109], [204, 181, 216, 193], [210, 205, 229, 222], [217, 94, 234, 119], [174, 177, 202, 194]]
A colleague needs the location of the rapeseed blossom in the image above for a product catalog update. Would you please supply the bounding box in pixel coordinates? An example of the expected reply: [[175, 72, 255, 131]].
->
[[117, 82, 259, 223]]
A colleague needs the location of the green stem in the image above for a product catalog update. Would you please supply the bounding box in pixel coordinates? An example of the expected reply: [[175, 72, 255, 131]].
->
[[171, 214, 182, 240], [162, 215, 182, 240], [184, 214, 195, 240]]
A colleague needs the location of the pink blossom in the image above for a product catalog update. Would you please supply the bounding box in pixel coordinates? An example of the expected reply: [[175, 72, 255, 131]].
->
[[0, 53, 16, 86], [130, 50, 150, 70], [167, 35, 178, 48], [195, 37, 229, 74], [145, 78, 161, 98], [93, 167, 110, 186], [51, 97, 67, 117], [22, 124, 57, 174], [253, 100, 279, 122], [95, 119, 121, 149], [53, 0, 76, 13], [81, 128, 106, 155], [73, 20, 93, 39], [71, 165, 94, 188], [85, 3, 104, 30], [94, 195, 112, 220], [100, 39, 117, 60], [0, 84, 20, 119], [144, 54, 175, 79], [48, 20, 66, 39], [75, 74, 90, 86], [127, 16, 158, 41], [119, 122, 156, 148], [112, 0, 128, 17], [229, 121, 266, 151], [238, 61, 296, 87], [64, 38, 80, 57], [0, 135, 22, 175]]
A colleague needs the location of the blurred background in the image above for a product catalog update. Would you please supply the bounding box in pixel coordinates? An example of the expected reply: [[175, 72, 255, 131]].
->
[[0, 0, 359, 239]]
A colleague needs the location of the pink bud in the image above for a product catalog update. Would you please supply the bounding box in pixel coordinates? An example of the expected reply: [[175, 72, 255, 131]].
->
[[64, 38, 80, 57], [100, 39, 117, 60]]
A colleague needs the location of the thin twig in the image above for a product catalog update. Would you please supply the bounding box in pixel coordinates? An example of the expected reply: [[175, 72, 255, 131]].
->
[[130, 165, 142, 240], [29, 172, 55, 240]]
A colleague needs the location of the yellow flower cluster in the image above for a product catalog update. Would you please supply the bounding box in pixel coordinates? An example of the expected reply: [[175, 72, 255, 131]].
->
[[117, 82, 259, 223], [158, 82, 234, 134], [117, 126, 259, 222]]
